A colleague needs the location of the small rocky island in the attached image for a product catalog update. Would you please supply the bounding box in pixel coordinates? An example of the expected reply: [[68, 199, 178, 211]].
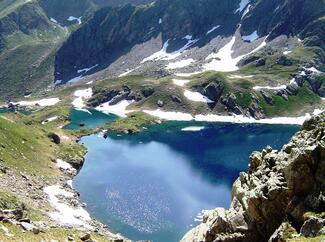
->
[[182, 112, 325, 242]]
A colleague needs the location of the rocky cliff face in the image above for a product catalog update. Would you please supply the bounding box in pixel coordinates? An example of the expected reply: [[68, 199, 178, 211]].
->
[[181, 112, 325, 242]]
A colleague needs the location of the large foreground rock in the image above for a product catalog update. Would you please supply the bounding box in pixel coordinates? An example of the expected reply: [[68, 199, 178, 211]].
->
[[181, 112, 325, 242]]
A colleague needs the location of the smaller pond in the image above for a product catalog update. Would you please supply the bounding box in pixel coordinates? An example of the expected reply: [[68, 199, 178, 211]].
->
[[64, 109, 118, 130]]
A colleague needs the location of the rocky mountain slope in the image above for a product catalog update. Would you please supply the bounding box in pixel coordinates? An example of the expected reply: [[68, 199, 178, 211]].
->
[[0, 0, 324, 117], [181, 112, 325, 242], [54, 0, 325, 82], [0, 0, 153, 100]]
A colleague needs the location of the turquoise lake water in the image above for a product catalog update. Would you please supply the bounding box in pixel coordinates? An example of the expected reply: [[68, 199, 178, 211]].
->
[[64, 109, 118, 130], [74, 121, 299, 242]]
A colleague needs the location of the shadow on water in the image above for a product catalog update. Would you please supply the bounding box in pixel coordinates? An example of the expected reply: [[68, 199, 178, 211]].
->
[[107, 121, 299, 186], [74, 121, 299, 242]]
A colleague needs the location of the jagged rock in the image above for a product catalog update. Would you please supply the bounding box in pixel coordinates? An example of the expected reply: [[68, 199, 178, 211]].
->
[[141, 86, 155, 98], [204, 82, 224, 102], [268, 222, 297, 242], [277, 55, 293, 66], [255, 58, 266, 67], [221, 94, 242, 115], [170, 95, 182, 103], [248, 103, 265, 119], [275, 90, 289, 101], [300, 217, 325, 237], [47, 132, 61, 144], [20, 222, 39, 234], [260, 91, 273, 105], [128, 91, 142, 102], [157, 100, 164, 107], [285, 84, 298, 96], [318, 87, 325, 97], [307, 75, 322, 93], [109, 92, 130, 105], [238, 55, 260, 66], [181, 112, 325, 242], [195, 82, 224, 102], [293, 75, 305, 87], [80, 233, 91, 241]]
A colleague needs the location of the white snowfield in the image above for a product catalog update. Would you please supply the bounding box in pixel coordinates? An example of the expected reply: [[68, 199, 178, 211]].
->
[[184, 90, 214, 103], [283, 50, 292, 55], [12, 98, 60, 107], [41, 116, 58, 125], [228, 74, 253, 79], [67, 16, 82, 24], [206, 25, 220, 35], [173, 79, 190, 87], [55, 159, 74, 171], [96, 99, 135, 117], [253, 85, 287, 91], [43, 185, 92, 229], [166, 58, 194, 69], [175, 72, 201, 77], [305, 66, 323, 74], [72, 88, 93, 111], [203, 35, 267, 72], [50, 18, 58, 24], [77, 64, 98, 74], [241, 30, 259, 42], [236, 0, 251, 13], [144, 109, 324, 125], [142, 35, 198, 62]]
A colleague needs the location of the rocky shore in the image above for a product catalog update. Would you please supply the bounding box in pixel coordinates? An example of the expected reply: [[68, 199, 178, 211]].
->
[[0, 136, 129, 242], [181, 112, 325, 242]]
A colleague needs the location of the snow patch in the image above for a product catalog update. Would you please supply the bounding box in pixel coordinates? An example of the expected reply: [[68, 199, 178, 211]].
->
[[43, 185, 91, 229], [55, 159, 74, 171], [175, 72, 201, 77], [50, 18, 58, 24], [166, 59, 194, 69], [206, 25, 220, 35], [144, 110, 193, 121], [203, 36, 267, 72], [142, 36, 198, 62], [96, 100, 134, 117], [77, 64, 98, 74], [184, 90, 214, 103], [143, 109, 322, 125], [235, 0, 250, 13], [173, 79, 190, 87], [253, 85, 287, 90], [305, 67, 323, 74], [67, 16, 82, 24], [41, 116, 58, 125], [72, 88, 93, 111], [228, 74, 253, 79], [241, 31, 259, 42], [12, 98, 60, 107]]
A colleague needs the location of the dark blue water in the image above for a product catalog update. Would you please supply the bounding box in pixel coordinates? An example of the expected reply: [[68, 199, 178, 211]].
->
[[65, 109, 118, 130], [74, 121, 298, 242]]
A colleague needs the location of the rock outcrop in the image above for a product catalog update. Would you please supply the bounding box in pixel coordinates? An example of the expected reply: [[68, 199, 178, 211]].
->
[[181, 112, 325, 242]]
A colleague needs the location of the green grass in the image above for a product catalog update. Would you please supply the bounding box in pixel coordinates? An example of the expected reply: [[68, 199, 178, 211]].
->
[[259, 87, 321, 117], [104, 111, 158, 133]]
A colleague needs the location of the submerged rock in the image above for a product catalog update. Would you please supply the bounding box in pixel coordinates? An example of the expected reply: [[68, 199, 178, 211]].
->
[[181, 112, 325, 242]]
